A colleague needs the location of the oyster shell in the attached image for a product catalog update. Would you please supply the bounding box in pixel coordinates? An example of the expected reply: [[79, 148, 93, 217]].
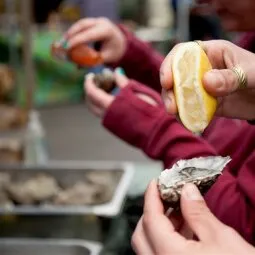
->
[[93, 68, 116, 93], [158, 156, 231, 208]]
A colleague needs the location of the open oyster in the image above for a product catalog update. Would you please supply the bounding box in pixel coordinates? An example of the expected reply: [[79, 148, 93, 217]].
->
[[158, 156, 231, 208]]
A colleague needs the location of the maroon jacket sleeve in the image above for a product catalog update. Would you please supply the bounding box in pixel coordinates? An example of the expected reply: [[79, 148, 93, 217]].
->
[[205, 152, 255, 244], [103, 81, 255, 244], [110, 25, 164, 93], [103, 80, 217, 168]]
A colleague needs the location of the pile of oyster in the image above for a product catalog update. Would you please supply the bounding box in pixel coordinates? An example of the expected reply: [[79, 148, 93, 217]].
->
[[0, 171, 115, 208]]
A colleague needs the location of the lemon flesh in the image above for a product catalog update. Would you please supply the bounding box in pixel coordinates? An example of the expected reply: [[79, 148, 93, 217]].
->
[[172, 42, 217, 133]]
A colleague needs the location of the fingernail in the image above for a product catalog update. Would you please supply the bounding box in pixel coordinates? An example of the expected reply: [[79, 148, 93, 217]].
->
[[183, 183, 203, 201], [115, 67, 126, 75], [61, 39, 69, 49]]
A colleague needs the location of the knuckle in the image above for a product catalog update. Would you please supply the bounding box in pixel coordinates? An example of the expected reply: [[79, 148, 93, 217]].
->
[[220, 39, 234, 49], [142, 213, 153, 230], [142, 214, 150, 227], [188, 201, 211, 220], [219, 225, 237, 239], [131, 231, 139, 250]]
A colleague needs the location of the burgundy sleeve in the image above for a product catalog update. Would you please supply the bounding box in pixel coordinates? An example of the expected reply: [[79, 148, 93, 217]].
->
[[205, 153, 255, 244], [110, 25, 164, 92]]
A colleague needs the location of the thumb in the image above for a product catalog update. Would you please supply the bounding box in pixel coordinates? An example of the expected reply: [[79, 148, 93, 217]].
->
[[203, 69, 239, 97], [180, 183, 224, 242], [114, 68, 129, 88]]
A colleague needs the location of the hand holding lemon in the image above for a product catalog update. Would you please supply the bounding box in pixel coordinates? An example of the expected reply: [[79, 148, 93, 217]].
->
[[161, 40, 255, 131]]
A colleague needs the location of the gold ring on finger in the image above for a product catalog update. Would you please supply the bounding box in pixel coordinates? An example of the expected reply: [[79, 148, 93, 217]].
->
[[231, 66, 248, 90]]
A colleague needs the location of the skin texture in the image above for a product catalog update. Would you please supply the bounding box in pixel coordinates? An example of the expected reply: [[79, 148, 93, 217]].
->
[[198, 0, 255, 31], [160, 40, 255, 120], [131, 181, 255, 255]]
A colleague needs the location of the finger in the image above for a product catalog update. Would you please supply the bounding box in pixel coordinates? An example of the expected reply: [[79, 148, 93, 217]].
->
[[65, 18, 97, 38], [143, 180, 186, 253], [131, 217, 154, 255], [86, 88, 105, 109], [68, 25, 109, 48], [181, 183, 226, 243], [216, 90, 255, 119], [86, 99, 104, 117], [100, 47, 115, 63], [114, 68, 129, 88], [203, 69, 240, 97], [167, 209, 193, 239], [143, 180, 165, 215], [84, 73, 113, 108], [136, 93, 158, 106], [68, 24, 109, 48], [161, 88, 177, 114], [160, 43, 183, 90]]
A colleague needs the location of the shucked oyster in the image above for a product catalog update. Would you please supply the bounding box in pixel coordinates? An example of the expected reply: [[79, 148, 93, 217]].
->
[[158, 156, 231, 208]]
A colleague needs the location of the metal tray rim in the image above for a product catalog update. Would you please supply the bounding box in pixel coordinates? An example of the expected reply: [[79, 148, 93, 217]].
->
[[0, 238, 103, 255], [0, 160, 134, 217]]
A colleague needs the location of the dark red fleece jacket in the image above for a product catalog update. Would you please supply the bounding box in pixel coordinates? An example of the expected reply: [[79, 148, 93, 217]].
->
[[103, 27, 255, 244]]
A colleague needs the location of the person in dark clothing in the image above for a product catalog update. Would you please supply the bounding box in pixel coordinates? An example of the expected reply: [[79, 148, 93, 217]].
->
[[32, 0, 63, 23], [171, 0, 222, 40]]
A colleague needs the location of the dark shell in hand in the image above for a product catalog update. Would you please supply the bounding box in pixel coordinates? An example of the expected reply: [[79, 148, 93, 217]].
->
[[93, 68, 116, 93]]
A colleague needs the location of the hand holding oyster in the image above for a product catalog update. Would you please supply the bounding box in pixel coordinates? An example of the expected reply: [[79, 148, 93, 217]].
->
[[158, 156, 231, 209]]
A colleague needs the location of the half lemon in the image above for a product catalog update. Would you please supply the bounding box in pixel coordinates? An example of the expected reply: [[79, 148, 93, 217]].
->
[[172, 42, 217, 133]]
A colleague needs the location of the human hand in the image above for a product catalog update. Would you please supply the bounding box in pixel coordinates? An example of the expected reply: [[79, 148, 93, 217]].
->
[[65, 18, 127, 63], [84, 69, 158, 118], [84, 69, 128, 117], [132, 180, 255, 255], [161, 40, 255, 120]]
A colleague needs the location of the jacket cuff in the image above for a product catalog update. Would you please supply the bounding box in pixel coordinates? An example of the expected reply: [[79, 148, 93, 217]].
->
[[102, 80, 165, 149]]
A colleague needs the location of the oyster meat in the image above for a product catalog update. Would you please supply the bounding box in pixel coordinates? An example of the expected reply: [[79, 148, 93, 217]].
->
[[158, 156, 231, 208]]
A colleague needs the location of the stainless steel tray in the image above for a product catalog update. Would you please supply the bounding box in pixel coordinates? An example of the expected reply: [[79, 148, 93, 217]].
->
[[0, 161, 134, 217], [0, 238, 102, 255]]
